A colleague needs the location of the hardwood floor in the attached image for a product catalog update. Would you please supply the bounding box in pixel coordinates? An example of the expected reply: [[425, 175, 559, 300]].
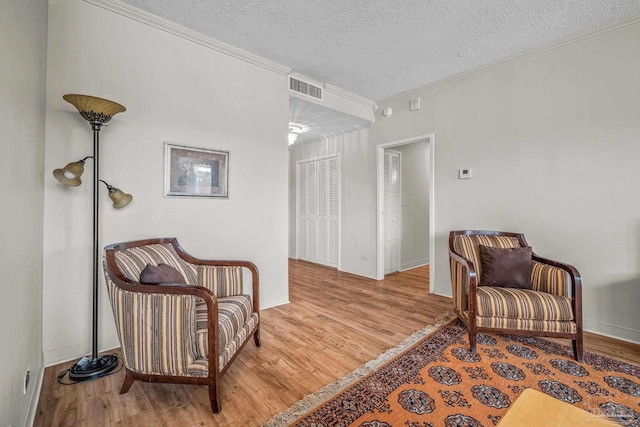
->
[[34, 260, 640, 426]]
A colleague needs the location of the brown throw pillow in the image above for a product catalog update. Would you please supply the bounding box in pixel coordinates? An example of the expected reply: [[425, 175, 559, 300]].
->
[[139, 263, 186, 284], [479, 245, 532, 289]]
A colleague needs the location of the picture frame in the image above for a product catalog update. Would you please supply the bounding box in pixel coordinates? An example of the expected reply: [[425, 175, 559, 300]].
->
[[164, 143, 229, 198]]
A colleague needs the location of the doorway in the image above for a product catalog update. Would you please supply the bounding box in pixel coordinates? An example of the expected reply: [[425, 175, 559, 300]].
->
[[376, 134, 435, 291]]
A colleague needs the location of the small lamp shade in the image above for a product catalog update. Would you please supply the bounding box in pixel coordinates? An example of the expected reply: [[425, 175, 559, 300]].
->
[[107, 187, 133, 209], [53, 160, 85, 186], [63, 94, 126, 124]]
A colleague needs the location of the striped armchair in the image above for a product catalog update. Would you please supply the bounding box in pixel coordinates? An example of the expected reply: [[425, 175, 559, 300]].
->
[[103, 237, 260, 413], [449, 230, 583, 361]]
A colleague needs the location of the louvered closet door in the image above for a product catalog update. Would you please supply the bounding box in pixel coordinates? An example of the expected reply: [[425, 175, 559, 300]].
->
[[298, 161, 318, 261], [316, 157, 338, 266], [297, 162, 309, 259], [326, 157, 338, 266], [384, 151, 400, 274], [297, 157, 338, 268], [317, 160, 329, 264], [307, 162, 318, 261]]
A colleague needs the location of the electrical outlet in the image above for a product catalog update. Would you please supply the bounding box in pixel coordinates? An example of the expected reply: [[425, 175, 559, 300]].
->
[[23, 366, 30, 395]]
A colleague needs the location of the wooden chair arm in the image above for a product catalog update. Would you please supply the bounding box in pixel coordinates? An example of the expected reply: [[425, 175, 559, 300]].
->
[[449, 250, 479, 318]]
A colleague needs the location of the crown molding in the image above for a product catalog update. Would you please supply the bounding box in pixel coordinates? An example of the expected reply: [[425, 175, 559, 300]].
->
[[82, 0, 292, 75], [380, 14, 640, 105], [325, 83, 378, 111]]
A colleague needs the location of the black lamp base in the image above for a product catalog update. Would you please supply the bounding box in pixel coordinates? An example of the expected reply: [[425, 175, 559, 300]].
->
[[68, 354, 119, 382]]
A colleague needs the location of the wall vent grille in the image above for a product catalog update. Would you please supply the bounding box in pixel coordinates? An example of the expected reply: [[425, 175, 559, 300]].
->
[[289, 76, 323, 100]]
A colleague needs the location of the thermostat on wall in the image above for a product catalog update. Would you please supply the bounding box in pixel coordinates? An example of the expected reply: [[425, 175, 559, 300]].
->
[[459, 168, 472, 179]]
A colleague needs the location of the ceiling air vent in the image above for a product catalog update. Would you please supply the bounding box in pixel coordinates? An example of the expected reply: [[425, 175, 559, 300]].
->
[[289, 75, 323, 101]]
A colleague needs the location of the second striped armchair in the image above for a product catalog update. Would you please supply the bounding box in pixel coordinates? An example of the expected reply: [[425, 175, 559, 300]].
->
[[449, 230, 583, 361], [103, 237, 260, 413]]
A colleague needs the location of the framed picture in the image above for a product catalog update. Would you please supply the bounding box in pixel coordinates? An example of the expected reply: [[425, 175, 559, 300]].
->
[[164, 143, 229, 198]]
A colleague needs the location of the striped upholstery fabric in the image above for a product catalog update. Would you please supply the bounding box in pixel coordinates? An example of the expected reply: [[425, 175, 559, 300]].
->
[[114, 244, 198, 285], [476, 317, 576, 334], [219, 313, 259, 370], [190, 313, 259, 372], [475, 287, 573, 321], [104, 269, 199, 376], [195, 296, 258, 370], [187, 357, 209, 376], [195, 295, 252, 355], [198, 265, 244, 297], [453, 234, 520, 284], [461, 310, 577, 334], [531, 261, 570, 296]]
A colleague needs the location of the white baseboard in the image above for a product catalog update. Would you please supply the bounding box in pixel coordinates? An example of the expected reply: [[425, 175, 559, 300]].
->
[[25, 365, 44, 427], [340, 266, 378, 280], [260, 300, 291, 310], [434, 283, 453, 298], [400, 260, 429, 271], [583, 318, 640, 345], [44, 344, 121, 368]]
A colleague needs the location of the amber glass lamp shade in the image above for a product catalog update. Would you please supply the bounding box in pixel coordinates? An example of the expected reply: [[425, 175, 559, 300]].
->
[[53, 160, 86, 186], [102, 181, 133, 209], [63, 94, 126, 124], [108, 188, 133, 209]]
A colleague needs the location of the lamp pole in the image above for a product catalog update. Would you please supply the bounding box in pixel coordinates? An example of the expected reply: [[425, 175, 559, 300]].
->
[[67, 121, 119, 381], [91, 122, 101, 360]]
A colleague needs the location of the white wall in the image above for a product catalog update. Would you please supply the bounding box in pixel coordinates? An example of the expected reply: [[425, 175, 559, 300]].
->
[[375, 20, 640, 343], [43, 0, 290, 365], [0, 0, 48, 425], [290, 20, 640, 343], [394, 142, 429, 270]]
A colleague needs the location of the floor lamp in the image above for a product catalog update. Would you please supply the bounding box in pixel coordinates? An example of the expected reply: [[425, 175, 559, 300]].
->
[[53, 94, 132, 382]]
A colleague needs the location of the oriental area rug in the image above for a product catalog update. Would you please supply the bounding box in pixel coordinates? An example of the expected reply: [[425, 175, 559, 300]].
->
[[265, 318, 640, 427]]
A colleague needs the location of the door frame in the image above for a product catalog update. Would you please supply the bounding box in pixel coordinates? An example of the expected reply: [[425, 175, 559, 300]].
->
[[376, 133, 435, 292]]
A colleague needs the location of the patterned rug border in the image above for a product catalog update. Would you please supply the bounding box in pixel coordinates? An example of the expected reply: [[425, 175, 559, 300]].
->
[[264, 312, 457, 427]]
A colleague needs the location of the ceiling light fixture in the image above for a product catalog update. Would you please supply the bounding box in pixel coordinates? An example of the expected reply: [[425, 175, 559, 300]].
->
[[288, 124, 304, 146]]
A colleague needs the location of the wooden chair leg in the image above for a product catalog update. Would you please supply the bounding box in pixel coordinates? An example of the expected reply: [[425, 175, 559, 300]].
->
[[253, 327, 261, 347], [573, 335, 583, 362], [468, 321, 477, 354], [208, 382, 220, 413], [119, 370, 134, 394], [469, 332, 477, 353]]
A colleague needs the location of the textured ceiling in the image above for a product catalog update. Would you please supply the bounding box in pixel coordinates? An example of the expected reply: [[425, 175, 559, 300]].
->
[[117, 0, 640, 102]]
